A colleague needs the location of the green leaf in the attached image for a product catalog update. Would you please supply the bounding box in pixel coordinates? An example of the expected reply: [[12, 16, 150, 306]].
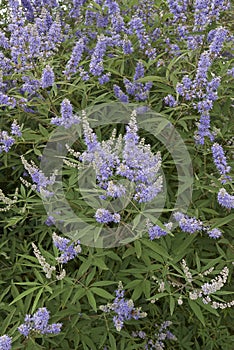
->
[[10, 286, 40, 305], [141, 239, 170, 260], [31, 288, 44, 314], [134, 240, 142, 259], [86, 290, 97, 312], [92, 257, 109, 270], [188, 300, 205, 325], [170, 295, 175, 315], [91, 287, 114, 300], [108, 333, 117, 350]]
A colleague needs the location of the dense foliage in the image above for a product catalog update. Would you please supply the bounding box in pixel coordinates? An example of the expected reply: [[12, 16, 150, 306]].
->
[[0, 0, 233, 349]]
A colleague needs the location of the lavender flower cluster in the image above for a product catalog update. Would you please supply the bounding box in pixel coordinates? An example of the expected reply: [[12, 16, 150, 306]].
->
[[0, 335, 12, 350], [147, 221, 172, 240], [99, 282, 147, 331], [175, 27, 229, 145], [51, 98, 81, 129], [77, 110, 162, 224], [173, 212, 222, 239], [52, 232, 82, 264], [18, 307, 62, 337], [0, 121, 21, 154], [21, 155, 56, 197], [211, 143, 232, 183], [132, 320, 177, 350]]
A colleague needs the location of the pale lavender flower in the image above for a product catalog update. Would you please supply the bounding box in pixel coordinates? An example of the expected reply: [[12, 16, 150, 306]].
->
[[211, 143, 232, 182], [208, 27, 229, 56], [52, 232, 82, 264], [94, 208, 120, 224], [206, 228, 222, 239], [21, 76, 41, 95], [167, 0, 188, 22], [41, 65, 55, 88], [147, 223, 168, 240], [113, 84, 129, 102], [98, 73, 111, 85], [164, 94, 177, 107], [173, 212, 203, 233], [100, 282, 147, 331], [122, 37, 133, 54], [227, 67, 234, 77], [0, 131, 15, 153], [11, 120, 22, 137], [134, 61, 145, 81], [217, 188, 234, 209], [21, 155, 55, 196], [18, 307, 62, 337], [0, 335, 12, 350], [51, 99, 80, 128], [64, 38, 85, 77], [89, 35, 110, 76]]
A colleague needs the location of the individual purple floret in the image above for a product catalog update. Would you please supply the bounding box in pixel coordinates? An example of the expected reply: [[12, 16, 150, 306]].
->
[[45, 215, 55, 226], [134, 61, 145, 81], [18, 307, 62, 337], [106, 181, 126, 198], [113, 85, 129, 102], [100, 282, 147, 331], [11, 120, 22, 137], [0, 92, 16, 107], [0, 130, 15, 153], [217, 188, 234, 209], [122, 37, 134, 54], [98, 73, 111, 85], [51, 98, 80, 128], [147, 224, 168, 240], [41, 65, 55, 88], [173, 212, 203, 233], [164, 94, 177, 107], [94, 208, 120, 224], [227, 67, 234, 77], [52, 232, 82, 264], [123, 63, 152, 102], [21, 155, 55, 196], [0, 335, 12, 350], [206, 228, 222, 239], [211, 143, 232, 183]]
